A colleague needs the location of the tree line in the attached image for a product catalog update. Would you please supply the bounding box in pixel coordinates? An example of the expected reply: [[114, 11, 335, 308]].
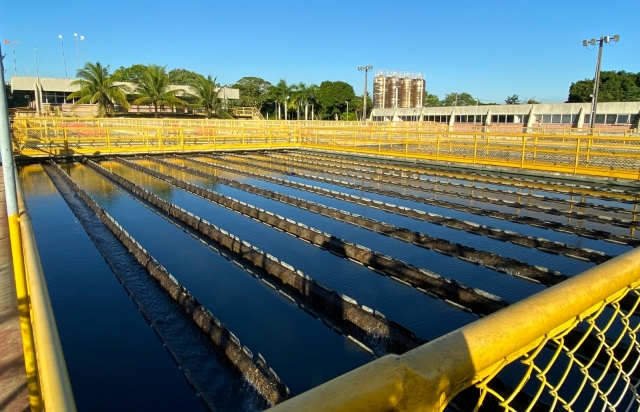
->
[[14, 62, 638, 116], [68, 62, 220, 118], [568, 71, 640, 103]]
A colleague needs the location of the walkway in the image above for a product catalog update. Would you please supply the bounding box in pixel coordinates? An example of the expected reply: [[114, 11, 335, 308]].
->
[[0, 168, 28, 412]]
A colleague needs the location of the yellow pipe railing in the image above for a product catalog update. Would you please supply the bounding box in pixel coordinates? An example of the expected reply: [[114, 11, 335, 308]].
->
[[11, 119, 640, 180], [15, 177, 77, 411], [267, 246, 640, 412]]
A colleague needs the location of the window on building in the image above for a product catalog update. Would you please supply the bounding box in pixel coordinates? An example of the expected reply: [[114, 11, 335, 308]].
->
[[542, 114, 551, 123], [506, 115, 514, 123], [595, 114, 606, 124], [617, 114, 630, 124], [561, 114, 572, 124], [584, 115, 590, 124], [606, 114, 617, 124], [551, 114, 561, 123]]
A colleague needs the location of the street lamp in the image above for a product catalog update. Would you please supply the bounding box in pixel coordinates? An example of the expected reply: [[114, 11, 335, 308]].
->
[[80, 35, 86, 64], [358, 65, 373, 121], [583, 34, 619, 129], [58, 35, 68, 77], [345, 100, 349, 121], [74, 33, 79, 70], [3, 39, 19, 76]]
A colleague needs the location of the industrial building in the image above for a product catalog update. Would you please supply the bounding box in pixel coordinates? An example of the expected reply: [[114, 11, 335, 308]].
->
[[373, 71, 425, 109], [371, 102, 640, 131], [9, 76, 239, 116]]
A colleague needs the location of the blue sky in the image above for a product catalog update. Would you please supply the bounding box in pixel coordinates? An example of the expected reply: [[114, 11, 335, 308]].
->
[[2, 0, 639, 103]]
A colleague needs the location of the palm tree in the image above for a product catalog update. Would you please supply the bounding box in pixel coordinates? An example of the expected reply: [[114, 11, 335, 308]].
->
[[273, 79, 292, 120], [132, 64, 186, 117], [188, 75, 219, 118], [66, 62, 130, 117], [292, 83, 319, 120]]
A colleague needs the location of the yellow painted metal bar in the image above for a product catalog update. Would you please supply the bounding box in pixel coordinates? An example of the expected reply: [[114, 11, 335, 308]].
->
[[16, 178, 77, 412], [267, 246, 640, 412], [9, 120, 640, 180], [8, 211, 42, 410]]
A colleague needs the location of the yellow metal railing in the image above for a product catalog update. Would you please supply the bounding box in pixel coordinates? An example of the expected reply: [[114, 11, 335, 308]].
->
[[15, 177, 76, 411], [267, 246, 640, 412], [11, 118, 640, 180]]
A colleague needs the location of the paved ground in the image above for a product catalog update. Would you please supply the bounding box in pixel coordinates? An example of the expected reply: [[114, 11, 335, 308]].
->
[[0, 170, 29, 412]]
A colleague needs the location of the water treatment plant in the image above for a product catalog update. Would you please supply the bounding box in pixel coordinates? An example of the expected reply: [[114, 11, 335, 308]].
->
[[0, 114, 639, 411]]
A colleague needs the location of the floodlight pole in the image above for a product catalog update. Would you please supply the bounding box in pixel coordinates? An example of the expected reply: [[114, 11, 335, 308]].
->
[[58, 35, 67, 78], [358, 65, 372, 121], [584, 35, 619, 130]]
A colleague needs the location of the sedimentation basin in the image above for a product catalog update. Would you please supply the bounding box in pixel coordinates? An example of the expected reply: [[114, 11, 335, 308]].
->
[[17, 148, 640, 411]]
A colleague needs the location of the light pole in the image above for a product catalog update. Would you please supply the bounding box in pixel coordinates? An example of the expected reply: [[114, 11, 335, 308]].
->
[[34, 48, 40, 78], [345, 100, 349, 121], [583, 34, 619, 130], [80, 36, 86, 64], [3, 39, 19, 76], [358, 65, 372, 121], [58, 35, 68, 77], [74, 33, 79, 70]]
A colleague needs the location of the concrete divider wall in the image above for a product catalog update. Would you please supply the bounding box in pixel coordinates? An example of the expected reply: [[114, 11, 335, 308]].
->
[[45, 161, 290, 407], [201, 154, 631, 253], [261, 152, 639, 224], [145, 157, 566, 286], [280, 151, 640, 212], [108, 157, 507, 316], [82, 158, 424, 355]]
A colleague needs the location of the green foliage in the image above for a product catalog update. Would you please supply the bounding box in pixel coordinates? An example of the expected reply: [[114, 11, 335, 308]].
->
[[67, 62, 130, 117], [441, 92, 477, 107], [568, 71, 640, 102], [424, 93, 440, 107], [316, 81, 356, 119], [524, 97, 541, 104], [232, 77, 272, 110], [505, 94, 521, 104], [187, 75, 219, 118], [168, 68, 203, 86], [131, 64, 187, 117], [111, 64, 147, 82]]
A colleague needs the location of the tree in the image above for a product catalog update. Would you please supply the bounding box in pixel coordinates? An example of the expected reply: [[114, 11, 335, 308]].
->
[[568, 71, 640, 103], [524, 97, 541, 104], [423, 93, 440, 107], [67, 62, 130, 117], [232, 77, 272, 110], [111, 64, 147, 82], [316, 81, 356, 119], [441, 92, 477, 107], [168, 68, 203, 86], [291, 82, 319, 120], [270, 79, 293, 120], [505, 94, 521, 105], [187, 75, 219, 118], [132, 64, 187, 117]]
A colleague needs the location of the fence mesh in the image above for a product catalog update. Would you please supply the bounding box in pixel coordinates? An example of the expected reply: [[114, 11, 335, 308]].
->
[[465, 285, 640, 412]]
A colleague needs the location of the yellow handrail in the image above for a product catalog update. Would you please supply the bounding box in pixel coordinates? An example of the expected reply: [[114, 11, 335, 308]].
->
[[267, 246, 640, 412], [16, 176, 77, 411], [11, 119, 640, 180]]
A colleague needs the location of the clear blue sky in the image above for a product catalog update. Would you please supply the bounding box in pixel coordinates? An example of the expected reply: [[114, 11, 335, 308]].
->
[[2, 0, 639, 103]]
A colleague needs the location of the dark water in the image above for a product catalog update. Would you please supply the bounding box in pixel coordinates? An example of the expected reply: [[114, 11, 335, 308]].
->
[[22, 165, 206, 412], [19, 151, 640, 411]]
